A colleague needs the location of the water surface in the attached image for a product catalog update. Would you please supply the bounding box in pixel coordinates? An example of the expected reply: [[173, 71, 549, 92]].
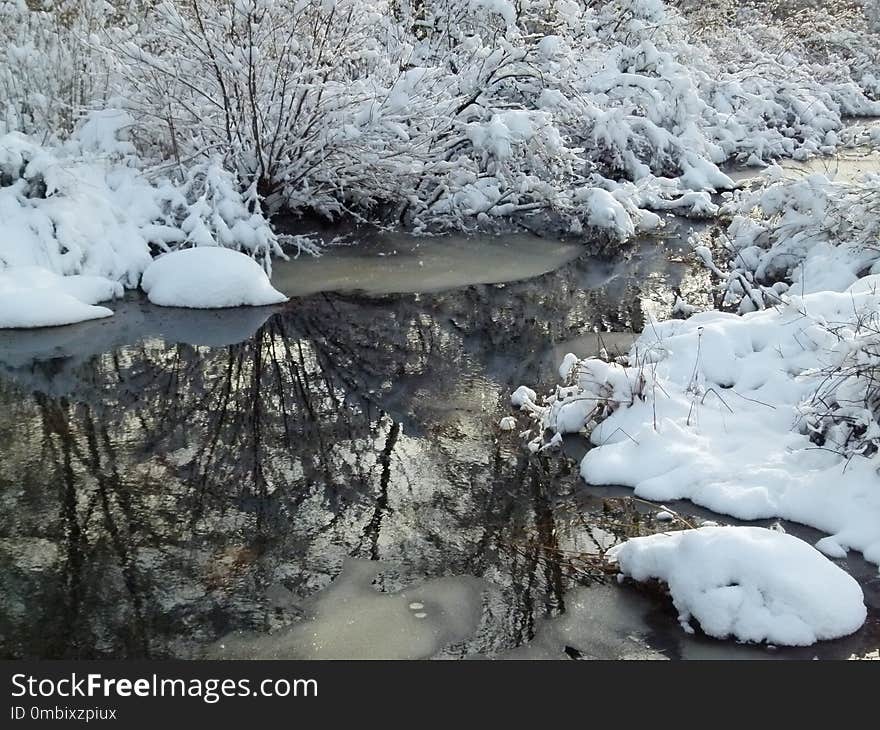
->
[[0, 227, 876, 660]]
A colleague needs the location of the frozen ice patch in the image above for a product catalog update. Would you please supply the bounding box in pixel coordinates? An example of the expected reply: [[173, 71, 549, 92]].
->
[[498, 584, 666, 660], [209, 560, 484, 659]]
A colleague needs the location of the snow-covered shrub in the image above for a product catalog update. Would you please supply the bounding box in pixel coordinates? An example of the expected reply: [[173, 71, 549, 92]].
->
[[696, 170, 880, 314], [681, 163, 880, 460], [5, 0, 880, 242], [154, 163, 284, 271], [680, 1, 880, 101], [97, 0, 879, 236], [0, 115, 279, 284], [0, 0, 114, 138], [867, 0, 880, 32], [108, 0, 410, 213], [0, 129, 154, 283], [798, 288, 880, 460]]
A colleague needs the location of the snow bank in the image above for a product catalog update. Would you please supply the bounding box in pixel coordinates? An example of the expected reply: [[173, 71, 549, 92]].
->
[[0, 290, 112, 329], [608, 527, 866, 646], [140, 248, 288, 309], [0, 266, 121, 328], [517, 284, 880, 565]]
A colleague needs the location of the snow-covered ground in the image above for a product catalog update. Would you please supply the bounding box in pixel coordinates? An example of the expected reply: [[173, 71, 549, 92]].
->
[[0, 266, 121, 328], [516, 278, 880, 560]]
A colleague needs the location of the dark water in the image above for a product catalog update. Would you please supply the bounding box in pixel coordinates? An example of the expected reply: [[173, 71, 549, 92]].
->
[[0, 230, 877, 660]]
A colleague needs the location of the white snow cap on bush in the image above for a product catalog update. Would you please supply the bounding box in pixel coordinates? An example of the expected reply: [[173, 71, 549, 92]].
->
[[0, 265, 121, 328], [140, 247, 288, 309], [608, 526, 867, 646]]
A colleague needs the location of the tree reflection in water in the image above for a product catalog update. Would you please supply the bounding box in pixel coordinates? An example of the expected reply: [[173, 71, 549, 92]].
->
[[0, 245, 697, 658]]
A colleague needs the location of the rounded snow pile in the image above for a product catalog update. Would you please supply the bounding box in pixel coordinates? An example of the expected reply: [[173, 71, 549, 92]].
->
[[607, 526, 866, 646], [0, 266, 121, 329], [141, 248, 288, 309]]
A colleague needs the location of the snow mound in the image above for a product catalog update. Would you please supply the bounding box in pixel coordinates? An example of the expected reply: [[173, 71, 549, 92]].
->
[[0, 266, 120, 328], [608, 526, 866, 646], [140, 248, 288, 309]]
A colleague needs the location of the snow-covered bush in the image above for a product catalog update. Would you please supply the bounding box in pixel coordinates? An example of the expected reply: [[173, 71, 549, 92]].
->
[[0, 128, 154, 283], [798, 283, 880, 460], [643, 162, 880, 463], [0, 114, 279, 283], [99, 0, 880, 235], [154, 162, 284, 270], [0, 0, 115, 137], [4, 0, 880, 248], [680, 0, 880, 102], [695, 169, 880, 314]]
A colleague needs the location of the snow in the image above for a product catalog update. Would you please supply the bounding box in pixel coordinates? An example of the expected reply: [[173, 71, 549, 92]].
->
[[0, 130, 281, 290], [815, 537, 848, 560], [140, 248, 289, 309], [0, 289, 113, 329], [518, 283, 880, 566], [710, 169, 880, 313], [608, 527, 866, 646], [0, 266, 121, 328], [577, 187, 636, 242], [510, 385, 537, 408], [559, 352, 580, 380]]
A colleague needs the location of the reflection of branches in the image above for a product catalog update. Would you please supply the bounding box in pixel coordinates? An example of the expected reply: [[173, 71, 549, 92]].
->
[[82, 408, 149, 656], [0, 247, 700, 658], [23, 395, 148, 656], [37, 394, 86, 657]]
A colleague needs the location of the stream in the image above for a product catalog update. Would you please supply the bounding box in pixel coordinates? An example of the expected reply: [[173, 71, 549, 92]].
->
[[1, 210, 878, 660]]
